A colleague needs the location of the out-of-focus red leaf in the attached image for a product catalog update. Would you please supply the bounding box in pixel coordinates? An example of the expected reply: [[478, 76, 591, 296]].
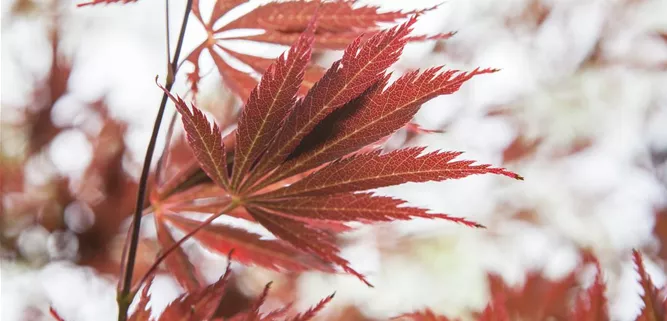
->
[[395, 309, 454, 321], [14, 27, 72, 157], [184, 0, 433, 99], [633, 250, 666, 321], [487, 269, 578, 321], [476, 294, 509, 321], [570, 261, 608, 321], [652, 207, 667, 262], [502, 134, 542, 163]]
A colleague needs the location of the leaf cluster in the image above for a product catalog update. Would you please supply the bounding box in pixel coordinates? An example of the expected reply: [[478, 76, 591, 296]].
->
[[148, 10, 519, 291], [399, 250, 667, 321]]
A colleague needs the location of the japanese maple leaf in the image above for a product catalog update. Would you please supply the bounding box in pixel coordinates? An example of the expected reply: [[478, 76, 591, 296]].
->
[[159, 15, 520, 287], [183, 0, 450, 99]]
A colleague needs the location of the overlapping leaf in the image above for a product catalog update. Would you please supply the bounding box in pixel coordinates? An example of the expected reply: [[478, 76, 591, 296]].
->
[[164, 213, 332, 272], [183, 0, 439, 99], [150, 186, 332, 290], [157, 271, 231, 321], [264, 67, 498, 185], [487, 270, 578, 320], [396, 309, 453, 321], [245, 18, 419, 187], [230, 19, 315, 190], [159, 14, 520, 287], [126, 255, 234, 321], [162, 92, 229, 190]]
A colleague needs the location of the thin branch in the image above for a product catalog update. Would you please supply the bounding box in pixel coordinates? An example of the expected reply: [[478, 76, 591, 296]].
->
[[116, 219, 133, 293], [131, 203, 238, 294], [116, 0, 194, 320], [165, 0, 171, 66], [155, 110, 178, 185]]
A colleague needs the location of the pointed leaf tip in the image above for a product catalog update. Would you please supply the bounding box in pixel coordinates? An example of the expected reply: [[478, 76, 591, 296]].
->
[[49, 307, 65, 321], [160, 84, 231, 190], [246, 14, 419, 183], [290, 292, 336, 321], [231, 14, 316, 190]]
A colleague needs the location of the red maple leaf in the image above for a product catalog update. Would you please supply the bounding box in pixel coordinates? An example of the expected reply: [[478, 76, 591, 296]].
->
[[487, 269, 579, 320], [397, 259, 602, 321], [152, 15, 518, 289], [181, 0, 450, 99], [394, 252, 667, 321]]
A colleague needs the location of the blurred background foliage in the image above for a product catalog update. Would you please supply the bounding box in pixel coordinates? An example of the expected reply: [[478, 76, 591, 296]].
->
[[1, 0, 667, 320]]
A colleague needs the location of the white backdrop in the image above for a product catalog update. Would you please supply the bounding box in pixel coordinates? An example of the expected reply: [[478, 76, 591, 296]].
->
[[2, 0, 667, 320]]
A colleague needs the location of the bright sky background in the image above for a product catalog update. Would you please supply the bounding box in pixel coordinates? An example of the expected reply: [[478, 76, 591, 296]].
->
[[2, 0, 667, 320]]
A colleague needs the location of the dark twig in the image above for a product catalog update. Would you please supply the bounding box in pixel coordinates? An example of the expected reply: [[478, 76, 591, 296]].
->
[[116, 0, 194, 320]]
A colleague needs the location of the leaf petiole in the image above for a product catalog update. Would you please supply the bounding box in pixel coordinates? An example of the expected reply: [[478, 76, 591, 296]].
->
[[130, 203, 239, 295]]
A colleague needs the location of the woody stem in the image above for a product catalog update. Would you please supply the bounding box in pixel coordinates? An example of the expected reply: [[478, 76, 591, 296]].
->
[[116, 0, 194, 320]]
